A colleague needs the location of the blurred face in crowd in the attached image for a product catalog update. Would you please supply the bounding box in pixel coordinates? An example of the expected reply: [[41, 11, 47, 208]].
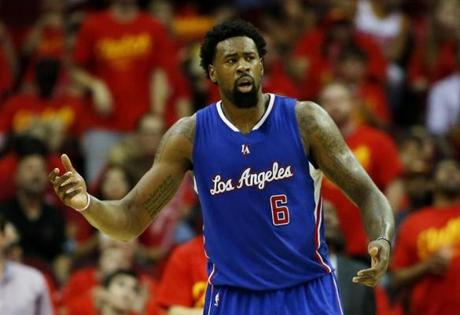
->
[[101, 167, 131, 200], [104, 273, 140, 313], [435, 0, 460, 31], [320, 83, 353, 128], [399, 137, 433, 208], [329, 22, 354, 45], [209, 36, 264, 108], [15, 155, 48, 197], [137, 115, 165, 156], [337, 56, 367, 83], [0, 219, 19, 256], [99, 245, 134, 278], [434, 160, 460, 197]]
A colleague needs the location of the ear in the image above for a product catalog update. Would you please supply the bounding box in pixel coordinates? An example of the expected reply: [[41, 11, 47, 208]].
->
[[260, 58, 264, 77], [208, 64, 217, 84]]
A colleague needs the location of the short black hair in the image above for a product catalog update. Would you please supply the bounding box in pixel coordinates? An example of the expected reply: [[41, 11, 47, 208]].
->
[[200, 19, 267, 78], [102, 269, 138, 288], [13, 136, 49, 160]]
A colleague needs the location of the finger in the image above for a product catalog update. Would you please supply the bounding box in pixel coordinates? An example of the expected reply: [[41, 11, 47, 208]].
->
[[61, 154, 75, 172], [52, 172, 73, 188], [63, 184, 83, 195], [63, 188, 84, 201], [369, 246, 379, 257], [353, 275, 376, 283], [48, 168, 60, 183], [59, 176, 78, 188], [352, 276, 377, 287], [56, 180, 81, 194], [357, 267, 378, 277]]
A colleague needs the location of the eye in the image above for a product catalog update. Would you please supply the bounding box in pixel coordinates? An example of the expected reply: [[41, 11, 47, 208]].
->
[[226, 58, 236, 64], [245, 55, 256, 61]]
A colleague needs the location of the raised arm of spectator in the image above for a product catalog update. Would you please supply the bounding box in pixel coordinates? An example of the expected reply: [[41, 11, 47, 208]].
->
[[49, 116, 195, 241]]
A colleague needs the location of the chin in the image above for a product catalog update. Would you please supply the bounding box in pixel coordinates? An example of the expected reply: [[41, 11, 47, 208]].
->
[[232, 86, 259, 108]]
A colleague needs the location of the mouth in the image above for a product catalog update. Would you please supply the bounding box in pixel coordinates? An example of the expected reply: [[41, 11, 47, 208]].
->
[[236, 76, 254, 93]]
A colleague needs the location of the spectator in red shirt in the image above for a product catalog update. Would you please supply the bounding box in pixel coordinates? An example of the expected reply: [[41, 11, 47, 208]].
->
[[335, 44, 391, 129], [156, 235, 207, 315], [60, 234, 153, 307], [320, 82, 403, 258], [290, 9, 387, 100], [0, 58, 87, 153], [21, 0, 66, 92], [72, 0, 172, 184], [391, 159, 460, 315], [66, 268, 159, 315], [407, 0, 460, 93]]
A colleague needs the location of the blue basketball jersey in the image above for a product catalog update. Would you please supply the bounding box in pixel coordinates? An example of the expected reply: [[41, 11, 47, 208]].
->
[[193, 94, 332, 290]]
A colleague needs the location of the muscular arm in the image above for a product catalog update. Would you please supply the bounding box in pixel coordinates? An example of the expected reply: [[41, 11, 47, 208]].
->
[[296, 101, 394, 242], [53, 116, 195, 242]]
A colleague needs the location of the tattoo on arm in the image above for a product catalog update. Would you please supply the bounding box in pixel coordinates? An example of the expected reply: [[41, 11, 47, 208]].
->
[[143, 175, 179, 219], [296, 101, 394, 240], [154, 117, 195, 164]]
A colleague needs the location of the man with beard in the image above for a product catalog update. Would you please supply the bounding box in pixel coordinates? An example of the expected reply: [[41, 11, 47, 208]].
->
[[0, 143, 67, 266], [50, 20, 394, 315], [391, 160, 460, 315]]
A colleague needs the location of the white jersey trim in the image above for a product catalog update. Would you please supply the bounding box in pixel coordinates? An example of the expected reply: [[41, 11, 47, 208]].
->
[[309, 162, 333, 273], [216, 93, 275, 132]]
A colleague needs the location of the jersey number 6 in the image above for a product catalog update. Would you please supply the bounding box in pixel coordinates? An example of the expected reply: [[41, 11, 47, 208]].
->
[[270, 194, 290, 226]]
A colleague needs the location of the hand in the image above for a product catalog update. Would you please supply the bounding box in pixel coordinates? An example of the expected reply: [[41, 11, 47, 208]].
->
[[353, 239, 391, 287], [92, 80, 113, 116], [49, 154, 89, 211], [424, 248, 452, 276]]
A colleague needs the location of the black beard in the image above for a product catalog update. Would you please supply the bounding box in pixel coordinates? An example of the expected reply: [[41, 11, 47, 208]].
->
[[231, 83, 259, 108]]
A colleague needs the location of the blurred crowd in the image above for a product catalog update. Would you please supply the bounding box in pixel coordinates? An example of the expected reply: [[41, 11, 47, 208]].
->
[[0, 0, 459, 315]]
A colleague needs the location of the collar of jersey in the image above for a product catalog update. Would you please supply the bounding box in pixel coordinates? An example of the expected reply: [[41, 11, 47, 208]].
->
[[216, 93, 275, 133]]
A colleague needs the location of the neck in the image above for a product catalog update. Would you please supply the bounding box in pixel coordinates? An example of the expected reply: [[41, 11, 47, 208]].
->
[[433, 193, 460, 208], [111, 4, 138, 22], [220, 91, 268, 134], [17, 191, 43, 220]]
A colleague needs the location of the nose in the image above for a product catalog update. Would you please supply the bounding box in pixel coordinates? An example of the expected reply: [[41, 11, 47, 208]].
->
[[236, 59, 250, 74]]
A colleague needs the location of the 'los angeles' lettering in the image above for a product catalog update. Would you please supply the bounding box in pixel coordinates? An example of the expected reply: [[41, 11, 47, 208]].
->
[[210, 162, 294, 195]]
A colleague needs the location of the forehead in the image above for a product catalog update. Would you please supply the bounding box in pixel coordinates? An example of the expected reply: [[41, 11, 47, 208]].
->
[[215, 36, 258, 58]]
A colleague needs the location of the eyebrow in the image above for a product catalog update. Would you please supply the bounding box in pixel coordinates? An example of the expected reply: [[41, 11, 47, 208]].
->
[[223, 52, 257, 58]]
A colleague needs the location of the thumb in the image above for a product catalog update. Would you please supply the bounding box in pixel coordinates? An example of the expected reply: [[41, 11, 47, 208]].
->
[[369, 246, 379, 257], [61, 154, 75, 172]]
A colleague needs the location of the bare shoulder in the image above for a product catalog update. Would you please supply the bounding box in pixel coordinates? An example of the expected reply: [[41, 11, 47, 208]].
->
[[165, 115, 196, 143], [295, 101, 327, 130], [295, 101, 334, 145], [155, 114, 196, 167]]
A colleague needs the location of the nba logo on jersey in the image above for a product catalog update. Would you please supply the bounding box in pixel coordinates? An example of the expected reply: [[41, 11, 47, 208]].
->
[[241, 144, 250, 155]]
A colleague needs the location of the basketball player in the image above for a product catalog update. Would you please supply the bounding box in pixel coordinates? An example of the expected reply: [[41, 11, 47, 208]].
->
[[49, 20, 394, 315]]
